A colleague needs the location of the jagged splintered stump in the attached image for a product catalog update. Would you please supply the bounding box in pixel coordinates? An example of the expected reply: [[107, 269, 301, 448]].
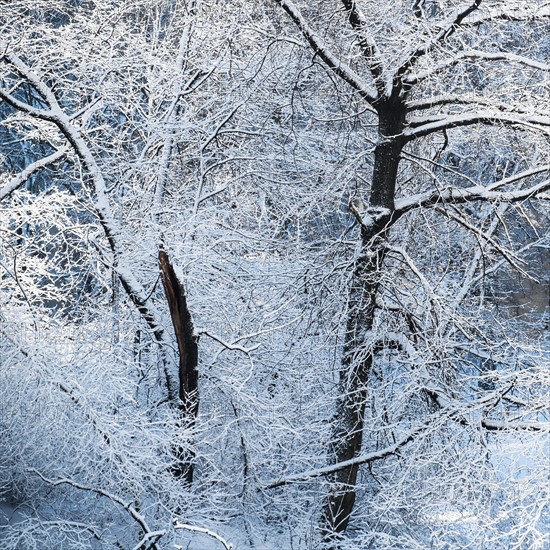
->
[[159, 250, 199, 484]]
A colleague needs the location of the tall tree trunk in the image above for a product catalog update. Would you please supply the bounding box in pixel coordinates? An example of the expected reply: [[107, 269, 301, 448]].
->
[[159, 250, 199, 484], [321, 98, 406, 542]]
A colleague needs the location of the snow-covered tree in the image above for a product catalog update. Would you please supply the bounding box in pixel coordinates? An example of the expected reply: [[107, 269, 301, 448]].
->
[[1, 1, 548, 549], [264, 0, 549, 547]]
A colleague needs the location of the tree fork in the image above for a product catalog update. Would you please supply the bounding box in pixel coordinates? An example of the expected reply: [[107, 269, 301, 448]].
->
[[158, 249, 199, 483]]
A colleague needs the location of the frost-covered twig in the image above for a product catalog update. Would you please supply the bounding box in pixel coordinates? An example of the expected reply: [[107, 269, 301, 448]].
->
[[199, 329, 260, 355]]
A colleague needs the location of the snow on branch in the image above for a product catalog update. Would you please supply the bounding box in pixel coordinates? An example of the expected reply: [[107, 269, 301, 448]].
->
[[340, 0, 385, 95], [130, 532, 166, 550], [273, 0, 378, 103], [428, 390, 548, 432], [408, 93, 548, 114], [199, 329, 260, 355], [263, 431, 420, 489], [405, 111, 550, 139], [393, 165, 550, 219], [0, 146, 69, 201], [386, 245, 439, 303], [262, 377, 545, 491], [401, 178, 550, 215], [261, 386, 544, 490], [0, 50, 116, 230], [460, 2, 550, 25], [0, 42, 64, 118], [405, 49, 549, 85], [395, 0, 483, 81]]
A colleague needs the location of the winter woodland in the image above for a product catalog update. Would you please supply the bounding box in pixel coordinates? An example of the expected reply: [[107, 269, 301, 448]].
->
[[0, 1, 549, 549]]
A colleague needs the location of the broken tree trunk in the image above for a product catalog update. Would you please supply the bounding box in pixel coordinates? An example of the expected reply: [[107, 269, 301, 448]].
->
[[158, 249, 199, 484]]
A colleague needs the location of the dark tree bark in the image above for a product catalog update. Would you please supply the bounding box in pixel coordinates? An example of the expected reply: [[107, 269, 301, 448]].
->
[[159, 249, 199, 483], [321, 98, 407, 541]]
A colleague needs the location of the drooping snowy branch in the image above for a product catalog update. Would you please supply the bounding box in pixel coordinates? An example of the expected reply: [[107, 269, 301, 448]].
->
[[173, 521, 233, 550], [28, 470, 163, 550]]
